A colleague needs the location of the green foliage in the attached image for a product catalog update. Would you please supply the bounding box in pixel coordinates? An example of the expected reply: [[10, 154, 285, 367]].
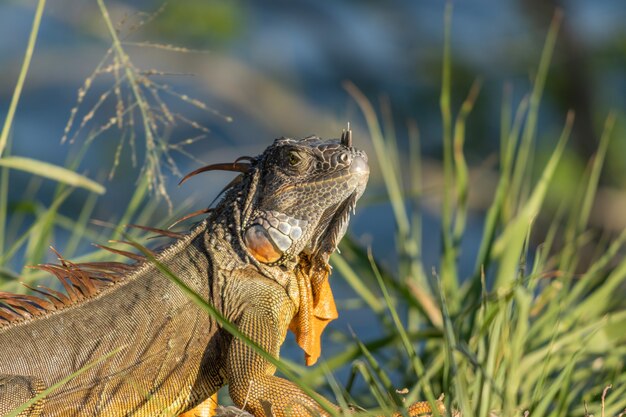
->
[[150, 0, 245, 45], [331, 7, 625, 417]]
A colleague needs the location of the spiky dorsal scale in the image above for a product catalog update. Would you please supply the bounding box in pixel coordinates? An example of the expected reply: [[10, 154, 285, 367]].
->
[[0, 226, 190, 328]]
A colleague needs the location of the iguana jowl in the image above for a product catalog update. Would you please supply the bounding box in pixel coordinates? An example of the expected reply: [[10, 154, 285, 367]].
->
[[0, 132, 371, 416]]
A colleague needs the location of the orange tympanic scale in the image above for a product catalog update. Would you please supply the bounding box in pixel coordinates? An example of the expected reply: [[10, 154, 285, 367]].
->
[[244, 225, 283, 263]]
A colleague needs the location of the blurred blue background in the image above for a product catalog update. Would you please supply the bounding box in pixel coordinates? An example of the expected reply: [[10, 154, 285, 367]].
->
[[1, 0, 625, 397]]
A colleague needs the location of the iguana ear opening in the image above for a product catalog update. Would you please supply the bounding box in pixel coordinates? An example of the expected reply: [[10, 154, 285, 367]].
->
[[288, 259, 338, 366]]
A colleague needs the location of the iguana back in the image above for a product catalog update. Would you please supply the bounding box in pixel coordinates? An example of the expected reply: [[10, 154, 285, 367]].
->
[[1, 225, 226, 415]]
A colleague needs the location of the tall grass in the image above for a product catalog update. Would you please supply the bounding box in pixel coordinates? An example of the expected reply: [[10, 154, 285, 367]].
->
[[334, 7, 626, 417], [1, 2, 625, 417]]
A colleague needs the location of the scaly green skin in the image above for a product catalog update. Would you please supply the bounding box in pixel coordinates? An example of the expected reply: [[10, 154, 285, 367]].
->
[[0, 134, 369, 417]]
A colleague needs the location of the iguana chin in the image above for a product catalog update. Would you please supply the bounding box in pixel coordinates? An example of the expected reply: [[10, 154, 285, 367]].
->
[[0, 131, 440, 417]]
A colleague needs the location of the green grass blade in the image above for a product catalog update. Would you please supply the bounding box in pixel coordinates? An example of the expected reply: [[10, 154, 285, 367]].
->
[[530, 350, 580, 417], [320, 363, 352, 414], [493, 111, 572, 287], [367, 250, 440, 415], [509, 10, 562, 211], [436, 274, 473, 416], [344, 82, 410, 236], [113, 175, 150, 239], [0, 188, 73, 267], [353, 336, 403, 408], [521, 311, 626, 371], [473, 95, 529, 273], [452, 79, 481, 245], [575, 253, 626, 318], [559, 113, 615, 273], [306, 329, 440, 380], [407, 120, 430, 331], [380, 96, 403, 191], [439, 2, 459, 297], [0, 0, 47, 157], [63, 192, 99, 257], [350, 360, 388, 409], [0, 156, 105, 195], [577, 113, 615, 232], [499, 84, 512, 161], [0, 146, 9, 256], [477, 300, 505, 416], [331, 253, 384, 313]]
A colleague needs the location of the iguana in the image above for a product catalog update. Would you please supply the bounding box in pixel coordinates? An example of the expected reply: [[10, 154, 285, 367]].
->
[[0, 131, 439, 417]]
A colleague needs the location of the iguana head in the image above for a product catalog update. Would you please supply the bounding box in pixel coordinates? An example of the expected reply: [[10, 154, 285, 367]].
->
[[241, 130, 369, 268], [240, 129, 368, 365], [179, 128, 368, 365]]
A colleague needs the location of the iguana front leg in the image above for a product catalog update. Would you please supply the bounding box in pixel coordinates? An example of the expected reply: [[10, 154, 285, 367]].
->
[[0, 374, 46, 417], [225, 311, 444, 417], [225, 285, 334, 417]]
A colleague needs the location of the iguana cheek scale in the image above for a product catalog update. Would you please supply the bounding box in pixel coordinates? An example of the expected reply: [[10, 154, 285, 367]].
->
[[243, 211, 309, 264], [0, 130, 441, 416]]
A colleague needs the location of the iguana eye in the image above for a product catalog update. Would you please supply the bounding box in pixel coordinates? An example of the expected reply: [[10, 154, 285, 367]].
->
[[288, 151, 301, 166]]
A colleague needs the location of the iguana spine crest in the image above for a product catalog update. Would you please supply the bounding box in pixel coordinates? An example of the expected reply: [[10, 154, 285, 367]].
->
[[0, 157, 255, 329]]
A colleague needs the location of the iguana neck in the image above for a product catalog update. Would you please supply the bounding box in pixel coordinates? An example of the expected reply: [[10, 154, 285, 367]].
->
[[205, 179, 285, 282]]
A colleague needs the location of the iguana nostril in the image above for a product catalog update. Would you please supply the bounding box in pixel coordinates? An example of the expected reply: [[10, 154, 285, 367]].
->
[[349, 155, 369, 175]]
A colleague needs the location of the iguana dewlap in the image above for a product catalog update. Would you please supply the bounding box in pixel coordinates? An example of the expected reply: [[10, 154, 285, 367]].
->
[[0, 132, 373, 417]]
